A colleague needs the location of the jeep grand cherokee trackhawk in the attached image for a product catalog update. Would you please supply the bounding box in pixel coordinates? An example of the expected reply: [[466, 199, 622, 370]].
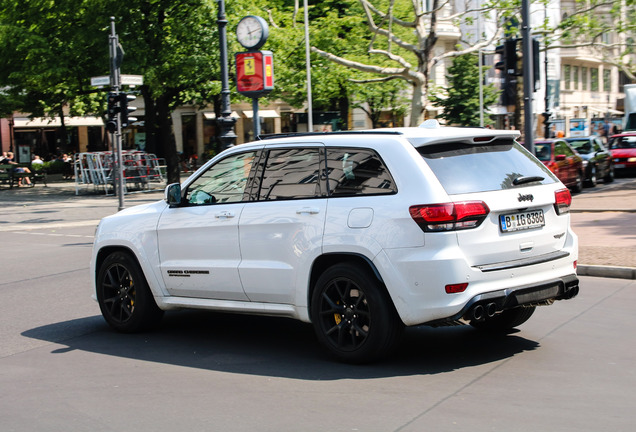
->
[[91, 121, 579, 363]]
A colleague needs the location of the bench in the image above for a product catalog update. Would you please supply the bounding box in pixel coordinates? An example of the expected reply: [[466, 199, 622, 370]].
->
[[0, 163, 47, 188]]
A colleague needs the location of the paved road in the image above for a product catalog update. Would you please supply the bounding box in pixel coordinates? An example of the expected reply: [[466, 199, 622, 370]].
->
[[1, 181, 636, 431]]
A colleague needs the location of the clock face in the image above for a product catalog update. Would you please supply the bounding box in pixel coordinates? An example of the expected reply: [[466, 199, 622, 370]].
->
[[236, 15, 269, 50]]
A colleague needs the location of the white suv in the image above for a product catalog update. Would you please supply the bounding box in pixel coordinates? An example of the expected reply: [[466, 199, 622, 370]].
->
[[91, 122, 579, 362]]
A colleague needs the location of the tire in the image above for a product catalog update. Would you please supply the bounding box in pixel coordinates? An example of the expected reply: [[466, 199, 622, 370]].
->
[[604, 164, 614, 183], [585, 165, 597, 187], [470, 306, 536, 332], [96, 251, 164, 332], [310, 263, 403, 363]]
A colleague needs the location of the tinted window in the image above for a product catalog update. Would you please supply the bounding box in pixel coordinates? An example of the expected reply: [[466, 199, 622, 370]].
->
[[567, 139, 593, 154], [186, 151, 257, 205], [257, 148, 322, 200], [535, 143, 551, 161], [417, 140, 556, 194], [555, 141, 573, 156], [611, 136, 636, 149], [326, 148, 396, 196]]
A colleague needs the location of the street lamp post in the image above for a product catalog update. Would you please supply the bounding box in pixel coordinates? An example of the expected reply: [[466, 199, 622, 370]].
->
[[303, 0, 313, 132], [521, 0, 534, 153], [216, 0, 237, 150], [542, 6, 551, 139]]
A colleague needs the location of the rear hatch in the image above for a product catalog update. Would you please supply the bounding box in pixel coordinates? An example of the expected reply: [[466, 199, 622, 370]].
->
[[414, 138, 571, 267]]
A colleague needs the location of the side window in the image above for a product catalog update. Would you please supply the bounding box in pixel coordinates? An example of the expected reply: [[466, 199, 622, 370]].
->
[[326, 148, 396, 196], [555, 142, 571, 157], [258, 148, 323, 200], [185, 151, 257, 205]]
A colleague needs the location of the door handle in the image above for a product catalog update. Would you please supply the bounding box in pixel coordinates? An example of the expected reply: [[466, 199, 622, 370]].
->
[[215, 211, 235, 219], [296, 207, 320, 215]]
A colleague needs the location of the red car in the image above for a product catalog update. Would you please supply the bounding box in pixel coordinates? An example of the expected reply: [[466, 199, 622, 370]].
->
[[608, 132, 636, 174], [534, 139, 584, 192]]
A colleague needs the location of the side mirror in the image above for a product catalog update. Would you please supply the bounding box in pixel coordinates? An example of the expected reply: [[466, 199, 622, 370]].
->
[[165, 183, 182, 206], [555, 154, 567, 161]]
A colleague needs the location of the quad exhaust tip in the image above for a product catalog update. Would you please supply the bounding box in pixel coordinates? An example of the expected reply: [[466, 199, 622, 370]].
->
[[470, 302, 499, 321]]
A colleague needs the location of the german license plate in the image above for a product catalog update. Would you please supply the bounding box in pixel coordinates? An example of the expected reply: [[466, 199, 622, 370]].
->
[[500, 209, 545, 233]]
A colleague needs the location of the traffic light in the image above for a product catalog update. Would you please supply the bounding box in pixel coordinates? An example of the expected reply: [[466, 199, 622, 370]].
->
[[533, 37, 541, 92], [495, 38, 520, 76], [106, 92, 119, 134], [119, 93, 137, 128]]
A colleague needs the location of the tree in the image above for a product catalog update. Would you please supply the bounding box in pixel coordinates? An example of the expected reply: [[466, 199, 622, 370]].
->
[[309, 0, 517, 126], [0, 0, 224, 183], [262, 0, 370, 128], [0, 0, 106, 148], [350, 79, 408, 128], [429, 53, 499, 126]]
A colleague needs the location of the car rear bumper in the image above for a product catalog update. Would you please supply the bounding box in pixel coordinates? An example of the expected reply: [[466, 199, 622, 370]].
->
[[375, 229, 578, 326], [425, 273, 579, 326]]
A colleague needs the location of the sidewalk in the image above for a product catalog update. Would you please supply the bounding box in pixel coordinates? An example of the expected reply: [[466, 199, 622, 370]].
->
[[570, 178, 636, 279], [2, 176, 636, 279]]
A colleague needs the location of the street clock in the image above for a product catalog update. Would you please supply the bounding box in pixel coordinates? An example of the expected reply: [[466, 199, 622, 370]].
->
[[236, 15, 269, 50]]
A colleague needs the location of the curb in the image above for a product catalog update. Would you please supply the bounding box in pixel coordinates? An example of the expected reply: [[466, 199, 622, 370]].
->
[[571, 209, 636, 213], [577, 265, 636, 280]]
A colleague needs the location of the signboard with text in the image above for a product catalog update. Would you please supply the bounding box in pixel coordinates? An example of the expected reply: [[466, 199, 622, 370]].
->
[[236, 50, 274, 96]]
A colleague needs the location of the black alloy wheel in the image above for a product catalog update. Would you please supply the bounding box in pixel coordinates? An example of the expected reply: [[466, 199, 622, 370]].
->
[[311, 263, 403, 363], [586, 164, 597, 187], [604, 164, 615, 183], [97, 251, 163, 332]]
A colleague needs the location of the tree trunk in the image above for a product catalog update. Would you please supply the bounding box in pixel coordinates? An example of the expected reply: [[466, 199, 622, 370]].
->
[[155, 97, 180, 184], [410, 82, 424, 127], [141, 87, 180, 184]]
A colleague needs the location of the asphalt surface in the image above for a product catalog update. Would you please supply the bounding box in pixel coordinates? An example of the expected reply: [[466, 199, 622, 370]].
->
[[2, 174, 636, 279]]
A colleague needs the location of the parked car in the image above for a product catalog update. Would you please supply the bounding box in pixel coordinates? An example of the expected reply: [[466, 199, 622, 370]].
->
[[91, 122, 579, 363], [564, 136, 614, 186], [534, 139, 584, 192], [608, 132, 636, 175]]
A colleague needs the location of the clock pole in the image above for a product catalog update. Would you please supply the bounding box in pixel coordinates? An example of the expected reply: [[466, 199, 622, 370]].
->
[[216, 0, 237, 150]]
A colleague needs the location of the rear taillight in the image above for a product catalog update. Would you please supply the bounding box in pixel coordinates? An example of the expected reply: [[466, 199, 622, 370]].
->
[[409, 201, 490, 232], [554, 188, 572, 215]]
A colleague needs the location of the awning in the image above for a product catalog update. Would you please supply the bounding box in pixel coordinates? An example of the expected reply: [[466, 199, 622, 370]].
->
[[588, 106, 624, 115], [13, 116, 104, 128], [243, 110, 280, 119], [203, 112, 240, 120]]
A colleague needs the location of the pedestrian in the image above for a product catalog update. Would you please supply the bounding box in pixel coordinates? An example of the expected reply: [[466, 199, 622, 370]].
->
[[6, 151, 32, 186]]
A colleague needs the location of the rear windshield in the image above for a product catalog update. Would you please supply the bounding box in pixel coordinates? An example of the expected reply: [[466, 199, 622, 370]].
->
[[415, 139, 557, 195]]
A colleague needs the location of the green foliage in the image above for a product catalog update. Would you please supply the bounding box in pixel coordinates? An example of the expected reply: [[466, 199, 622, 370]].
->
[[351, 79, 408, 127], [429, 53, 500, 127]]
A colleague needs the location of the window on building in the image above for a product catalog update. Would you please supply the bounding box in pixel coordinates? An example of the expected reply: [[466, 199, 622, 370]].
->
[[582, 67, 588, 91], [603, 69, 611, 92], [564, 65, 571, 90], [591, 68, 599, 92], [573, 66, 579, 91]]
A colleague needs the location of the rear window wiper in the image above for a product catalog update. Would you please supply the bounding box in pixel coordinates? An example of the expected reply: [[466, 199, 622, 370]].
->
[[513, 175, 544, 186]]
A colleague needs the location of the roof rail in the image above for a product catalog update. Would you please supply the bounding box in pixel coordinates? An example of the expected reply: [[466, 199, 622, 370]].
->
[[257, 130, 403, 140]]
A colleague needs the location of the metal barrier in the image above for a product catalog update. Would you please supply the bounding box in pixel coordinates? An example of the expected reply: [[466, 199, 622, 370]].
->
[[74, 151, 166, 195]]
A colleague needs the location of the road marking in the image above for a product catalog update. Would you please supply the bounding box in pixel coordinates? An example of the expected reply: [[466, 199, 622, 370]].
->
[[10, 231, 94, 239], [0, 220, 100, 232]]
